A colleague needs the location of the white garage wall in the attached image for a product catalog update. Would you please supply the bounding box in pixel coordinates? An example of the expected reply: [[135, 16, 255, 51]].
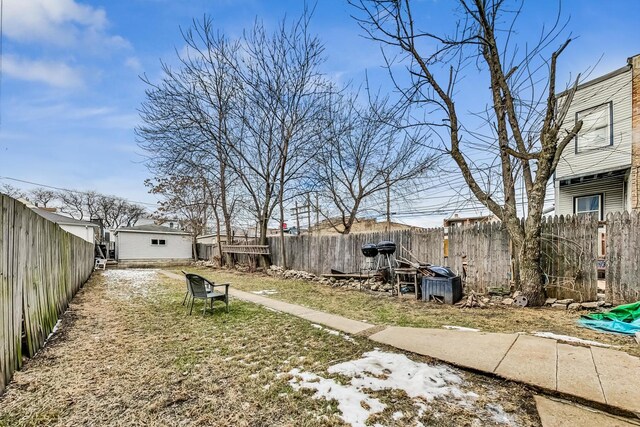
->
[[59, 224, 96, 244], [116, 232, 192, 261]]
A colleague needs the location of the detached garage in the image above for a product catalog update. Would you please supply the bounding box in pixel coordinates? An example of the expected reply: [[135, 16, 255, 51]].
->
[[115, 224, 192, 265]]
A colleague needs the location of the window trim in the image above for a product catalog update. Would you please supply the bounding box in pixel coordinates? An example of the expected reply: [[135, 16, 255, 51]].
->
[[150, 238, 166, 246], [574, 101, 613, 154], [573, 193, 604, 220]]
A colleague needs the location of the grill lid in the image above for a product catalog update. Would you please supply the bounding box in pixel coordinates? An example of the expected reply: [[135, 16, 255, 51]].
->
[[361, 243, 378, 257], [376, 240, 396, 255]]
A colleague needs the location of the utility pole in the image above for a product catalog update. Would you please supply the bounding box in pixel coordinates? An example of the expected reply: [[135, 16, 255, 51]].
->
[[315, 193, 319, 231], [294, 200, 300, 231], [306, 193, 311, 234], [386, 181, 391, 235]]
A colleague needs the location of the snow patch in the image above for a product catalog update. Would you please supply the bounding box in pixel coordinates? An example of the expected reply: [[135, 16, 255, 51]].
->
[[443, 325, 480, 332], [311, 324, 356, 343], [288, 350, 478, 427], [391, 411, 404, 420], [486, 403, 515, 425], [251, 289, 278, 295], [288, 368, 386, 427], [533, 332, 611, 347], [102, 269, 160, 299], [44, 319, 63, 343]]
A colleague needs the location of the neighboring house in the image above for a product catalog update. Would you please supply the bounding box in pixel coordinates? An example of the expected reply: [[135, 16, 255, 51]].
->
[[555, 54, 640, 220], [311, 217, 424, 235], [114, 224, 192, 263], [31, 207, 99, 244], [443, 213, 499, 228]]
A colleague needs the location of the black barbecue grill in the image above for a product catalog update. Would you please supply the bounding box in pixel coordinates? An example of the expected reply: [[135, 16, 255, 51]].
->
[[376, 241, 396, 255], [361, 243, 378, 258]]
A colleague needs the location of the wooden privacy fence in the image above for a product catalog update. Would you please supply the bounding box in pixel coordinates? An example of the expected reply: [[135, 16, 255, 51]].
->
[[269, 228, 445, 276], [0, 195, 94, 394], [606, 211, 640, 304], [268, 216, 604, 301], [448, 222, 512, 294], [540, 215, 599, 302]]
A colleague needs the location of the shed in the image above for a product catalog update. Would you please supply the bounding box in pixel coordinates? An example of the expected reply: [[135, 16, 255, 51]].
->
[[115, 224, 192, 263]]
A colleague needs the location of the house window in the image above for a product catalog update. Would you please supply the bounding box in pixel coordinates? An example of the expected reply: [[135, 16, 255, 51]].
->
[[575, 102, 612, 153], [574, 194, 602, 220], [151, 239, 166, 246]]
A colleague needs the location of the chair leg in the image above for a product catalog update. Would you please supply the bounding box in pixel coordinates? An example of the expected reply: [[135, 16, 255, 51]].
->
[[225, 294, 229, 313], [182, 291, 189, 306], [189, 297, 194, 315]]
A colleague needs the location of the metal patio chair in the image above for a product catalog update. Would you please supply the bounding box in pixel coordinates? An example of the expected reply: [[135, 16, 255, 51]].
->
[[184, 273, 230, 315]]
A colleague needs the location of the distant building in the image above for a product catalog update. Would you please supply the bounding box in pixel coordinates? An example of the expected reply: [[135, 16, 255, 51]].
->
[[312, 217, 424, 235], [114, 224, 192, 263], [443, 213, 498, 228], [30, 206, 99, 244]]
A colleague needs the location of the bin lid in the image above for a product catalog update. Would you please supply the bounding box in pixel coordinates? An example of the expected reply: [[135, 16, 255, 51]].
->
[[427, 266, 457, 277]]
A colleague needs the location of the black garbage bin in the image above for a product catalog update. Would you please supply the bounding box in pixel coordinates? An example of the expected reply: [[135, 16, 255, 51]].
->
[[421, 267, 462, 304]]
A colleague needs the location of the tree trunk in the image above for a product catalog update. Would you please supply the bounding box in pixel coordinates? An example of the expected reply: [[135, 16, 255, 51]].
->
[[278, 199, 288, 269], [213, 208, 223, 267], [516, 221, 546, 306]]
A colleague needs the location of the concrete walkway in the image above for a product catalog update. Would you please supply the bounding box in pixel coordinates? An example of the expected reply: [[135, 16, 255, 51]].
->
[[160, 270, 640, 418]]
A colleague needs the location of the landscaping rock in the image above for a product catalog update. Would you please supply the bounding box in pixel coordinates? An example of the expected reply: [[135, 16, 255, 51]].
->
[[580, 301, 600, 309], [545, 298, 557, 305], [501, 298, 514, 305], [556, 299, 574, 305], [568, 303, 581, 310], [551, 303, 568, 310]]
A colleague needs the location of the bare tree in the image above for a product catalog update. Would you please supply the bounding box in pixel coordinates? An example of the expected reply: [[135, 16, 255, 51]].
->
[[138, 11, 331, 269], [314, 92, 436, 234], [57, 190, 145, 228], [0, 183, 26, 199], [229, 12, 330, 267], [351, 0, 582, 305], [138, 19, 241, 266], [28, 188, 57, 207]]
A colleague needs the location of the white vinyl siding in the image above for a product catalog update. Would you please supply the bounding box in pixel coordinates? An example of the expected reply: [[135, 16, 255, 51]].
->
[[575, 103, 612, 153], [556, 176, 626, 218], [556, 68, 632, 180], [116, 232, 192, 261]]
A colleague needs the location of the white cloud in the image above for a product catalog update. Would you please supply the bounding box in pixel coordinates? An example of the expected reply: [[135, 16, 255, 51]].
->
[[2, 0, 129, 49], [3, 55, 84, 88], [124, 57, 142, 71]]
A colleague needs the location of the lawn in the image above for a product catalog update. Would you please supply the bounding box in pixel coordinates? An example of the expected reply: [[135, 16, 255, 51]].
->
[[182, 267, 639, 357], [0, 269, 541, 426]]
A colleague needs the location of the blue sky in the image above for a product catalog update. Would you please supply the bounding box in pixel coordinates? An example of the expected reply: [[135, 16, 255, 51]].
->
[[0, 0, 638, 224]]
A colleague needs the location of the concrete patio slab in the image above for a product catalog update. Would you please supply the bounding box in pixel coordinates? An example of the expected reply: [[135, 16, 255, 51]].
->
[[556, 343, 606, 403], [368, 327, 518, 372], [297, 311, 374, 335], [495, 335, 557, 390], [535, 396, 639, 427], [591, 346, 640, 414], [229, 289, 317, 316]]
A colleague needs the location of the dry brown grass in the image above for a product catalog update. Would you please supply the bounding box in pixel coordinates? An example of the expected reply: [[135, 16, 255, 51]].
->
[[184, 267, 639, 357], [0, 270, 541, 426]]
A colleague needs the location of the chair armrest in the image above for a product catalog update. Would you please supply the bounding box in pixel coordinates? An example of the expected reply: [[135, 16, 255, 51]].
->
[[211, 283, 231, 290]]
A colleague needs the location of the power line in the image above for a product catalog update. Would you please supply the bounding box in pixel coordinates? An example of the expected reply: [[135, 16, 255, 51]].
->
[[0, 176, 158, 208]]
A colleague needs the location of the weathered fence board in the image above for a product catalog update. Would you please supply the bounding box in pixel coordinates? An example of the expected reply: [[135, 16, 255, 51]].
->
[[540, 215, 599, 302], [448, 222, 511, 294], [606, 211, 640, 304], [0, 195, 94, 395]]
